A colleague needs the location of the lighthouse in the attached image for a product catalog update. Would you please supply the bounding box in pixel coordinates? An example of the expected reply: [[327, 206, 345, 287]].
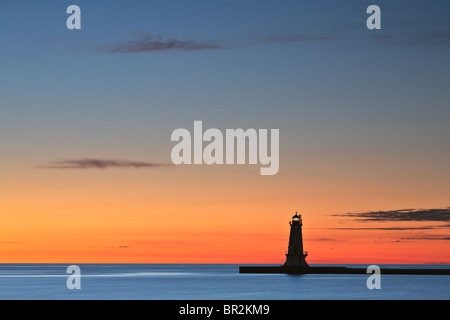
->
[[240, 212, 450, 274], [283, 212, 309, 268]]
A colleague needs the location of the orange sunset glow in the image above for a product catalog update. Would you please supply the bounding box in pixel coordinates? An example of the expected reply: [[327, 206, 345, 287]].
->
[[2, 160, 449, 264], [1, 1, 449, 266]]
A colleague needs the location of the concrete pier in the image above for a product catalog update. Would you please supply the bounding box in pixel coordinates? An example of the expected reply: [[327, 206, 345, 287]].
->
[[239, 265, 450, 275]]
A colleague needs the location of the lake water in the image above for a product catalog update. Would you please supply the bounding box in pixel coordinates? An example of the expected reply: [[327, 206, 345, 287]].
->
[[0, 264, 448, 300]]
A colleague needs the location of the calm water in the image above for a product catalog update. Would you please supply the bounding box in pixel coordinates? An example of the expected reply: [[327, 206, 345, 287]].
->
[[0, 264, 448, 300]]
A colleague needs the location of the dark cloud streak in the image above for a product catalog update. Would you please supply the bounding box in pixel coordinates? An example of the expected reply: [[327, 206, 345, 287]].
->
[[334, 207, 450, 223], [103, 28, 450, 54], [328, 226, 441, 231], [38, 159, 173, 170], [261, 33, 352, 44], [107, 34, 223, 53], [400, 237, 450, 241]]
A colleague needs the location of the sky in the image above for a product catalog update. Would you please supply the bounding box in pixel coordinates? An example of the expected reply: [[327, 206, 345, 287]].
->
[[0, 0, 449, 264]]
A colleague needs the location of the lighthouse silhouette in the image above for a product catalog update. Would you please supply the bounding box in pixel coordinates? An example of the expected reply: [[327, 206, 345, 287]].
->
[[283, 212, 309, 267]]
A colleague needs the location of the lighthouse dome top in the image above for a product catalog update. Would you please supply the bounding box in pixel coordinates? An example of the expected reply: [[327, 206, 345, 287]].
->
[[292, 212, 301, 221]]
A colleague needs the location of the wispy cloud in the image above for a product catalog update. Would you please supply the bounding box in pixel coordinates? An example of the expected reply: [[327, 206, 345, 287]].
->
[[38, 159, 173, 170], [369, 30, 450, 46], [105, 32, 351, 54], [106, 33, 223, 53], [133, 240, 193, 247], [103, 28, 450, 54], [260, 33, 351, 44], [263, 30, 450, 46], [333, 207, 450, 223], [328, 226, 442, 231], [420, 31, 450, 41], [308, 238, 333, 241]]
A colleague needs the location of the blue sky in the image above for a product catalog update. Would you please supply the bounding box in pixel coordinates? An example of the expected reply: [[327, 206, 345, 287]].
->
[[1, 0, 449, 169]]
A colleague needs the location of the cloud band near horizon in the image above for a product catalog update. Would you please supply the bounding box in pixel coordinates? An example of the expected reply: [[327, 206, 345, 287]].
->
[[334, 207, 450, 222], [38, 159, 173, 169]]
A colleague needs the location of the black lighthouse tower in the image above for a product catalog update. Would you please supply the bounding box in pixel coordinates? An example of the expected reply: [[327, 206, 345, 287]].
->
[[283, 212, 309, 268]]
